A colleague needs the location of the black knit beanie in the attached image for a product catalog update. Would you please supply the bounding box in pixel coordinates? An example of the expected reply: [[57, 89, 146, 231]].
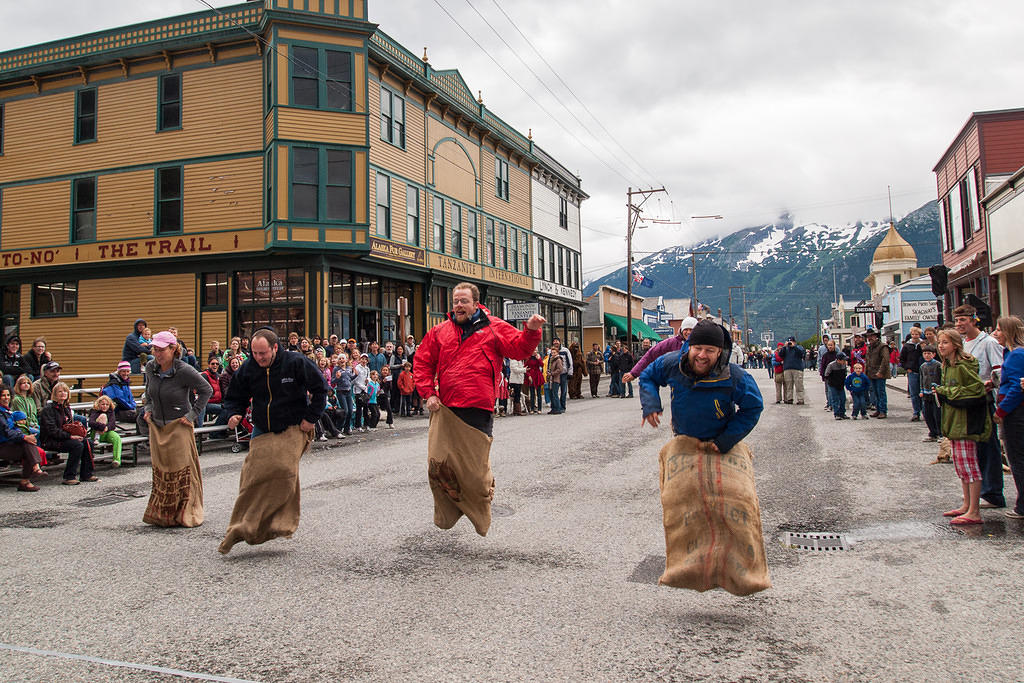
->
[[687, 320, 725, 348]]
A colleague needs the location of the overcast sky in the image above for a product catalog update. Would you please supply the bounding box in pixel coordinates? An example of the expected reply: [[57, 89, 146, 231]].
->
[[3, 1, 1022, 280]]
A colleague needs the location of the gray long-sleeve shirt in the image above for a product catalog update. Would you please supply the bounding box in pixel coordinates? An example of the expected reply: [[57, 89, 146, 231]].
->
[[143, 358, 212, 427]]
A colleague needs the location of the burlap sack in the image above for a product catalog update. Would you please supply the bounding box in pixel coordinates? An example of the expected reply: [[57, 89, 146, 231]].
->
[[427, 405, 495, 536], [218, 425, 311, 554], [143, 420, 204, 528], [658, 435, 771, 596]]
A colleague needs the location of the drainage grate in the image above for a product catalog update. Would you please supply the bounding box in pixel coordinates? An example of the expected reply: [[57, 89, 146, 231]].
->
[[75, 492, 140, 508], [781, 531, 849, 551]]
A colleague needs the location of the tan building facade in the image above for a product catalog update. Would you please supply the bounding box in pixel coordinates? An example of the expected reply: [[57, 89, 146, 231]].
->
[[0, 1, 586, 372]]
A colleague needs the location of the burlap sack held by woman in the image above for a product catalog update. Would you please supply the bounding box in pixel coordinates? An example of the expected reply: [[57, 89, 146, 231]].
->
[[143, 420, 203, 528], [658, 434, 770, 596]]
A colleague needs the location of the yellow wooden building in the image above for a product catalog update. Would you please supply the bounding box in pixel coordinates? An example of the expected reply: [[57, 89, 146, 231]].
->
[[0, 0, 586, 372]]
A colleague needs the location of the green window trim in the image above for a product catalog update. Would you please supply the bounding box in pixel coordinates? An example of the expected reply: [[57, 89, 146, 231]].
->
[[520, 231, 530, 275], [466, 211, 477, 262], [376, 172, 391, 238], [509, 226, 518, 273], [70, 176, 96, 243], [0, 103, 5, 155], [289, 146, 354, 223], [155, 166, 183, 235], [536, 236, 545, 279], [450, 203, 462, 258], [485, 217, 495, 266], [406, 185, 419, 246], [74, 88, 97, 144], [432, 195, 445, 253], [380, 85, 406, 149], [289, 44, 353, 112], [495, 156, 509, 201], [158, 72, 182, 132]]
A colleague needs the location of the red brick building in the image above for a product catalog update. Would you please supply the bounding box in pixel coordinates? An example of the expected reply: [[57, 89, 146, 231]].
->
[[933, 107, 1024, 319]]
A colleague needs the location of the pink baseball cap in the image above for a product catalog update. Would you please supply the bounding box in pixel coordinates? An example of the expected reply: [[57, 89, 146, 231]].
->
[[117, 361, 131, 370], [151, 331, 178, 348]]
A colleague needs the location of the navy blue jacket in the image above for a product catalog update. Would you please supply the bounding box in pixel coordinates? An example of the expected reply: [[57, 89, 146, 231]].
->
[[223, 348, 328, 434], [638, 334, 764, 454], [779, 344, 805, 371]]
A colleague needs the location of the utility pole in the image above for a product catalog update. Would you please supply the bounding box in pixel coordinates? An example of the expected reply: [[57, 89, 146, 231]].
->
[[626, 187, 666, 350], [743, 291, 749, 349], [728, 285, 745, 346]]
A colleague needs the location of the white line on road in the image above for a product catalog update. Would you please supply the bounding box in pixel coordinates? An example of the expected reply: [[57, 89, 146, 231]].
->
[[0, 643, 261, 682]]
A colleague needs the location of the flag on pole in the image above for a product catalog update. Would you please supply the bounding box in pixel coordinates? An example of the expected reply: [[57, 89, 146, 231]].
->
[[641, 277, 654, 288], [632, 269, 644, 284]]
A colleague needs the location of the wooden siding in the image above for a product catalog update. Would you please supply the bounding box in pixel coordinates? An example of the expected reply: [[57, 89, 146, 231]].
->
[[433, 139, 476, 206], [276, 30, 365, 48], [0, 181, 68, 249], [98, 170, 153, 241], [0, 60, 262, 185], [18, 272, 196, 373], [354, 150, 367, 223], [935, 123, 979, 198], [199, 309, 228, 363], [277, 108, 366, 145], [480, 150, 532, 228], [276, 146, 289, 221], [184, 156, 263, 233], [368, 76, 426, 184], [980, 118, 1024, 176]]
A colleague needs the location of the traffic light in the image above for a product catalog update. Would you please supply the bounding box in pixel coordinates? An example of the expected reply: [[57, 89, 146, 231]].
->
[[928, 264, 949, 297]]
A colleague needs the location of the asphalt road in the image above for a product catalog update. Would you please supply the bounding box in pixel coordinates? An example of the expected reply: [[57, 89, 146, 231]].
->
[[1, 371, 1022, 682]]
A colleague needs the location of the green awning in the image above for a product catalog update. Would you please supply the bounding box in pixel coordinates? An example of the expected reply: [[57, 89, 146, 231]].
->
[[603, 313, 662, 341]]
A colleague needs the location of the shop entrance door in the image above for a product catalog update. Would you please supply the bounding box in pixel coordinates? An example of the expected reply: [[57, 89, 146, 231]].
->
[[358, 309, 380, 345]]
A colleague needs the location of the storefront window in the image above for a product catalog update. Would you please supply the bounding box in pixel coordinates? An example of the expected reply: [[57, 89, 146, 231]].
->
[[235, 268, 305, 338]]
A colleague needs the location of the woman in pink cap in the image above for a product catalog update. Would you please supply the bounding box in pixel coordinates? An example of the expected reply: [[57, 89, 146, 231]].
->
[[142, 330, 212, 527]]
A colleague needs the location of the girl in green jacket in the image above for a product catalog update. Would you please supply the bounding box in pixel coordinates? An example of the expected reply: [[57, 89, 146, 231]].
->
[[933, 329, 992, 526]]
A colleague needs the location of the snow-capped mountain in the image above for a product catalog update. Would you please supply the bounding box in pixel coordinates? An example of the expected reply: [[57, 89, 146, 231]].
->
[[583, 200, 941, 342]]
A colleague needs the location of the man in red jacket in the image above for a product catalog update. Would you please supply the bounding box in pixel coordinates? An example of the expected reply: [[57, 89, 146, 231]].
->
[[414, 282, 545, 437]]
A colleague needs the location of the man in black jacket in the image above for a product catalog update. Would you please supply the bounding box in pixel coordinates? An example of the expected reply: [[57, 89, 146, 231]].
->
[[899, 325, 924, 422], [222, 328, 328, 436], [219, 328, 328, 554]]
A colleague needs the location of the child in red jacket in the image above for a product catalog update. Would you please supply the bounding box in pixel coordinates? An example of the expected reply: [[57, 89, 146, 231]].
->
[[398, 362, 415, 417]]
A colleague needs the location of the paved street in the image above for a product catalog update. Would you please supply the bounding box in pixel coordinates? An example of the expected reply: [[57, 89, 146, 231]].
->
[[2, 370, 1023, 682]]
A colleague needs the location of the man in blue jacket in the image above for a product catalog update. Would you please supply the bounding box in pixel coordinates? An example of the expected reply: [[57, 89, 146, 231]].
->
[[639, 320, 763, 454]]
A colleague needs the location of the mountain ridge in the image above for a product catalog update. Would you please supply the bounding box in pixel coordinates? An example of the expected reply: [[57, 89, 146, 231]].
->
[[583, 200, 941, 342]]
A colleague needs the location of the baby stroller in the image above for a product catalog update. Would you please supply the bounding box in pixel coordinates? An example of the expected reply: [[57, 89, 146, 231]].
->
[[230, 405, 254, 453]]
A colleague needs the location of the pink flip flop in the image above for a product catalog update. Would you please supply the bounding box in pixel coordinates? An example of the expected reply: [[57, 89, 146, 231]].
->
[[950, 516, 983, 525]]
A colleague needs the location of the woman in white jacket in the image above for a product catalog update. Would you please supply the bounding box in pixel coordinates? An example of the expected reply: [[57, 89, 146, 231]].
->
[[508, 358, 526, 416]]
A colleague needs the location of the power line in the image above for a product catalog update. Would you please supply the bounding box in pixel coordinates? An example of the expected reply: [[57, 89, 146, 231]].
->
[[470, 0, 658, 187], [431, 0, 639, 186], [487, 0, 662, 188]]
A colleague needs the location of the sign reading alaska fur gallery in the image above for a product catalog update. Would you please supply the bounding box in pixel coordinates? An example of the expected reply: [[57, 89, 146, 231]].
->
[[0, 231, 264, 268]]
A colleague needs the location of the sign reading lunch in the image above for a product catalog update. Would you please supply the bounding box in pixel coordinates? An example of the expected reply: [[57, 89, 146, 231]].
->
[[0, 231, 263, 268]]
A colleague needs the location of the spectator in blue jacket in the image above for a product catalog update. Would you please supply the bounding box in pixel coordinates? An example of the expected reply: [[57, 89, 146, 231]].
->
[[122, 318, 150, 374], [102, 361, 138, 421], [638, 320, 763, 454], [994, 315, 1024, 520]]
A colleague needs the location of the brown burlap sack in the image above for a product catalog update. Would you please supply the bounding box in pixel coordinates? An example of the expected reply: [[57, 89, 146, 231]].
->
[[143, 420, 204, 528], [658, 435, 771, 596], [218, 425, 311, 554], [427, 405, 495, 536]]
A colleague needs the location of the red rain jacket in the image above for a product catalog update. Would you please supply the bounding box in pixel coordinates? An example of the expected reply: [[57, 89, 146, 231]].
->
[[413, 306, 541, 412]]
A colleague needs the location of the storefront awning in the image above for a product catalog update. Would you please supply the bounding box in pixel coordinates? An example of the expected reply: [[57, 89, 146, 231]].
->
[[603, 313, 661, 341]]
